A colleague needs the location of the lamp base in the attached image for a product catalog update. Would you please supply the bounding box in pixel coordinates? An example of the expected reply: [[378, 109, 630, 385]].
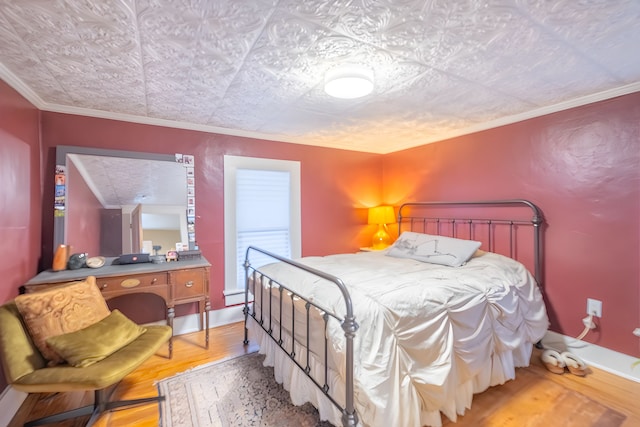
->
[[371, 224, 391, 250]]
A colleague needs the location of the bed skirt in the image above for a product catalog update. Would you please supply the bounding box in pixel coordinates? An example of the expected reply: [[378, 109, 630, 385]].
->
[[247, 316, 535, 427]]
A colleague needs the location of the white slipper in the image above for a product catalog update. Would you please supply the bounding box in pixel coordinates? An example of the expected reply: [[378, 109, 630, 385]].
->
[[541, 349, 566, 374], [561, 351, 588, 376]]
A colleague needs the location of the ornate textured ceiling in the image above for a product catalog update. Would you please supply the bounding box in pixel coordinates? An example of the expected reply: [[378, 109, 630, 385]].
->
[[1, 0, 639, 154]]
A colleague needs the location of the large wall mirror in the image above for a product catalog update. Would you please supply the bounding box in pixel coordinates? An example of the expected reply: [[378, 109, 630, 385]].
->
[[54, 146, 196, 258]]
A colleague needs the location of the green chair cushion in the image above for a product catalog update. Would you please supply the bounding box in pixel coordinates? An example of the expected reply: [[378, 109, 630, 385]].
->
[[12, 324, 172, 393], [46, 309, 147, 368]]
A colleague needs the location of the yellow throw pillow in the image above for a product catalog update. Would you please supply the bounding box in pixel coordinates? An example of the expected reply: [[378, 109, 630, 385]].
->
[[46, 309, 146, 367], [14, 276, 110, 365]]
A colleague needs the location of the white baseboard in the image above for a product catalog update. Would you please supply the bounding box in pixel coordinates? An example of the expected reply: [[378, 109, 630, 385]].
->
[[542, 330, 640, 383], [0, 386, 27, 427], [168, 305, 246, 336]]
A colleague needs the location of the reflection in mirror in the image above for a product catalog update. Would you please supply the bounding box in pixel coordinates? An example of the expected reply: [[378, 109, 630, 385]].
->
[[54, 147, 195, 258]]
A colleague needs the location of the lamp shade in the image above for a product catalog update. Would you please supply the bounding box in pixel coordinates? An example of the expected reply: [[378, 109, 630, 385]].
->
[[368, 205, 396, 225]]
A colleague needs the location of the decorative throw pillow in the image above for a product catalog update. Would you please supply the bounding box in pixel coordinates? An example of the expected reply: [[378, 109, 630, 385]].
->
[[14, 276, 110, 365], [386, 231, 482, 267], [46, 309, 146, 367]]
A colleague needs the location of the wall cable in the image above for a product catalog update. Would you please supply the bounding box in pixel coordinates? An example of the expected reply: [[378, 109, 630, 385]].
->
[[576, 313, 595, 340]]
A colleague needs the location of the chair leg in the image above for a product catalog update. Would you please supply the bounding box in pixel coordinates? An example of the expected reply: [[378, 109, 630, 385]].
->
[[86, 390, 165, 427], [25, 404, 94, 426], [106, 395, 165, 411], [24, 385, 165, 427]]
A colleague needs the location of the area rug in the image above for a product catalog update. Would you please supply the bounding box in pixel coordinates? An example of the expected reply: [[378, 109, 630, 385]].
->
[[157, 352, 334, 427]]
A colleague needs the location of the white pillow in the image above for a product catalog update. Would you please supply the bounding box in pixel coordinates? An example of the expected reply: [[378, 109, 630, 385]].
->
[[386, 231, 482, 267]]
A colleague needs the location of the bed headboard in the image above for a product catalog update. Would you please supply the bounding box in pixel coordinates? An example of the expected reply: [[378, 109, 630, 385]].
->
[[397, 199, 544, 289]]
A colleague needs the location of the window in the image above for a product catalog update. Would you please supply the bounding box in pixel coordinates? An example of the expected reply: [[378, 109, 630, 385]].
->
[[223, 155, 301, 306]]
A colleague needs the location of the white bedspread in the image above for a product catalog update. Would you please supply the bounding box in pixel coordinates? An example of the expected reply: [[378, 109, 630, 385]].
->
[[250, 250, 549, 427]]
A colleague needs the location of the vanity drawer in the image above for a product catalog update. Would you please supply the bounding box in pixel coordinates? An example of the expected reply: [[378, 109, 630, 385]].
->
[[97, 273, 169, 292], [172, 269, 205, 300]]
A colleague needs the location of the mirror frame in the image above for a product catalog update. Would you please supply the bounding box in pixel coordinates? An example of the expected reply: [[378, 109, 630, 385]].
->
[[54, 145, 195, 254]]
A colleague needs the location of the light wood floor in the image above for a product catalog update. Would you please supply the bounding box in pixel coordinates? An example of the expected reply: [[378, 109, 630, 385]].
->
[[9, 322, 640, 426]]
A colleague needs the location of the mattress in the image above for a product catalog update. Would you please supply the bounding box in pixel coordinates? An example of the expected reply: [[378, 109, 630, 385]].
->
[[247, 250, 549, 427]]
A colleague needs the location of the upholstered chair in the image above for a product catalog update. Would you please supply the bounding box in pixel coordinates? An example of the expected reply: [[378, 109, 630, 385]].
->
[[0, 277, 172, 426]]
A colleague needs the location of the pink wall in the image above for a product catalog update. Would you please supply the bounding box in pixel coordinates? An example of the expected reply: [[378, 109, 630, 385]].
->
[[383, 93, 640, 357], [39, 113, 383, 314], [0, 80, 41, 390]]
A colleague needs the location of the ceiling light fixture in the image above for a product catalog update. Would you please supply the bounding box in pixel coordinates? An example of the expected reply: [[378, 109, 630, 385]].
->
[[324, 65, 374, 99]]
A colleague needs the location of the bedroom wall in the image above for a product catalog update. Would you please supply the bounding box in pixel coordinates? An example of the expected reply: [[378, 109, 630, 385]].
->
[[0, 80, 42, 391], [382, 92, 640, 358], [39, 113, 383, 316]]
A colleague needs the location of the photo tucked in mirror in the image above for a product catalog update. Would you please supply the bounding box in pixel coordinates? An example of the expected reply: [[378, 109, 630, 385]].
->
[[54, 147, 195, 259]]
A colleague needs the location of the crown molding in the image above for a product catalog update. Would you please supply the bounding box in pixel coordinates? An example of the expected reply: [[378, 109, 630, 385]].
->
[[381, 82, 640, 154], [0, 64, 47, 108], [3, 63, 639, 155]]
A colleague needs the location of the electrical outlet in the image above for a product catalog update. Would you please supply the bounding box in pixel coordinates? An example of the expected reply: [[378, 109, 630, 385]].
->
[[587, 298, 602, 317]]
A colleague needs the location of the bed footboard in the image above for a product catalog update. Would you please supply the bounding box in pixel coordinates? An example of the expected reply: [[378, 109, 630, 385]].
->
[[243, 246, 359, 427]]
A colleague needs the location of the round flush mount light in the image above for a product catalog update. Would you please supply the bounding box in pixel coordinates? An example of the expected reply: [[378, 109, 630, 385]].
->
[[324, 65, 374, 99]]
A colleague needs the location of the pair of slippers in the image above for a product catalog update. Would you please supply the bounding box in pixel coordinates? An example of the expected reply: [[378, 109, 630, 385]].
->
[[541, 349, 588, 376]]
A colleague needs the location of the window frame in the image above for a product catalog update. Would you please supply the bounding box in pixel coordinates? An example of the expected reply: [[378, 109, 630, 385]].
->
[[223, 155, 301, 306]]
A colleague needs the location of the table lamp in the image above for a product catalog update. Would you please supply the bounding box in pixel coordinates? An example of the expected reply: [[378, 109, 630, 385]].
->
[[368, 205, 396, 250]]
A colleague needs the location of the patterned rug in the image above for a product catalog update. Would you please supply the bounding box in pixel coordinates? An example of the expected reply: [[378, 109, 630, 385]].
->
[[157, 352, 334, 427]]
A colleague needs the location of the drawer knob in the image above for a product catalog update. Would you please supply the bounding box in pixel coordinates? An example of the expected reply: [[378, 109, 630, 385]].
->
[[101, 283, 108, 289], [151, 278, 157, 284], [185, 281, 194, 288]]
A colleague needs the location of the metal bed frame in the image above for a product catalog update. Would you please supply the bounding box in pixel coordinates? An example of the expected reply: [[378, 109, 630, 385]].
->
[[243, 199, 544, 427]]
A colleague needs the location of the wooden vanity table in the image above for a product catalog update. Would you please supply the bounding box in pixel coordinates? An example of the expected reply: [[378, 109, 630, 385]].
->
[[24, 257, 211, 358]]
